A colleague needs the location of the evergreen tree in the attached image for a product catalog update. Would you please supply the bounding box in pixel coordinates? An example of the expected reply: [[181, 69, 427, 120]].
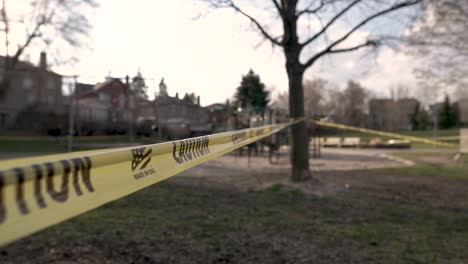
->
[[412, 106, 430, 130], [131, 70, 148, 98], [439, 95, 457, 129], [235, 69, 269, 114], [183, 92, 197, 104]]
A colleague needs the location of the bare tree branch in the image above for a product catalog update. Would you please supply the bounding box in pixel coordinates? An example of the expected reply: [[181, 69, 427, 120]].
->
[[297, 0, 327, 17], [304, 0, 422, 68], [204, 0, 283, 46], [1, 0, 9, 66], [406, 0, 468, 99], [10, 5, 55, 68], [301, 0, 362, 48], [328, 40, 378, 54], [296, 0, 345, 17], [271, 0, 284, 18]]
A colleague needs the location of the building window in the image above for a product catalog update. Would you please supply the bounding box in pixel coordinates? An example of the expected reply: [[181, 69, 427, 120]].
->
[[99, 93, 110, 102], [48, 95, 55, 104], [0, 113, 8, 128], [48, 79, 55, 90], [23, 76, 33, 90], [27, 94, 35, 103], [119, 94, 125, 108]]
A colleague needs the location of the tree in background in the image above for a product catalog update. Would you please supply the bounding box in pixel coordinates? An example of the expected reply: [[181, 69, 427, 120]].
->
[[407, 0, 468, 101], [131, 70, 148, 98], [272, 90, 289, 115], [273, 78, 333, 119], [439, 95, 457, 129], [0, 0, 97, 96], [341, 81, 369, 127], [201, 0, 422, 181], [183, 92, 197, 104], [303, 78, 326, 119], [235, 69, 269, 115], [411, 105, 430, 130]]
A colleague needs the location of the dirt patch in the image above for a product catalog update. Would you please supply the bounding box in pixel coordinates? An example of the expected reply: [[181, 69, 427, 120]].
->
[[173, 148, 407, 193]]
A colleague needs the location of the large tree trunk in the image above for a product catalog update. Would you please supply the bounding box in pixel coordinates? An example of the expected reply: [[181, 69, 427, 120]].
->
[[286, 61, 311, 181]]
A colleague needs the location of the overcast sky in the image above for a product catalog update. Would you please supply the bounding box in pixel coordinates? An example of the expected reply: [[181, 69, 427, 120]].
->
[[7, 0, 421, 106]]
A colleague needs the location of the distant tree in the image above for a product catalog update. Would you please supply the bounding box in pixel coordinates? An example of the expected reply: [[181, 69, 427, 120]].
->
[[389, 83, 412, 100], [235, 69, 269, 115], [201, 0, 423, 181], [0, 0, 97, 97], [407, 1, 468, 94], [273, 79, 370, 127], [453, 102, 460, 127], [342, 81, 368, 127], [411, 105, 430, 130], [273, 78, 343, 121], [131, 70, 148, 98], [439, 95, 457, 129], [272, 90, 289, 114], [303, 78, 326, 119], [183, 92, 197, 104]]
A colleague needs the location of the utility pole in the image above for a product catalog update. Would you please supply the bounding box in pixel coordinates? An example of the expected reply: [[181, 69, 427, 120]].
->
[[125, 75, 134, 142], [433, 112, 439, 138], [67, 76, 77, 152]]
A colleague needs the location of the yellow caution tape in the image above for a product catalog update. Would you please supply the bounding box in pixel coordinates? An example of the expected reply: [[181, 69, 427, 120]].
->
[[461, 129, 468, 154], [432, 136, 459, 141], [313, 120, 456, 148], [0, 119, 301, 246], [0, 135, 128, 141]]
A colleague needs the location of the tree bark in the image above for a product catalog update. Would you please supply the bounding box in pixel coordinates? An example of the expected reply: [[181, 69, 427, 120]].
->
[[282, 1, 312, 182], [286, 61, 311, 181]]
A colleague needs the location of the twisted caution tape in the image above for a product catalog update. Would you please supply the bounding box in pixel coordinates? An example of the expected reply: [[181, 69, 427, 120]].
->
[[313, 120, 456, 148], [0, 119, 301, 247]]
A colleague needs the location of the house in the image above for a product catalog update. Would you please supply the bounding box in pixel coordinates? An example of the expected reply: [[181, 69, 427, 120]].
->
[[75, 78, 135, 135], [369, 98, 419, 131], [75, 82, 95, 95], [153, 79, 210, 139], [205, 101, 230, 132], [0, 52, 66, 133], [74, 77, 158, 135], [134, 96, 156, 136], [457, 98, 468, 126], [395, 98, 420, 130]]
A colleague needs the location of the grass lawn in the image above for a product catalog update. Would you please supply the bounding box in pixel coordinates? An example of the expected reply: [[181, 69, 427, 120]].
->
[[372, 151, 468, 179], [332, 128, 460, 150], [399, 128, 459, 138], [2, 178, 468, 263], [332, 128, 459, 139], [0, 139, 67, 152], [2, 136, 468, 262]]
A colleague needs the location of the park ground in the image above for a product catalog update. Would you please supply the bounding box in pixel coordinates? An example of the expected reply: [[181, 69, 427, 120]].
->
[[0, 134, 468, 263]]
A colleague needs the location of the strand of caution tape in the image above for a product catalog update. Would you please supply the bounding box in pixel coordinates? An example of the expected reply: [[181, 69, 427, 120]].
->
[[313, 120, 456, 148], [432, 136, 459, 141], [0, 135, 128, 141], [0, 119, 302, 247]]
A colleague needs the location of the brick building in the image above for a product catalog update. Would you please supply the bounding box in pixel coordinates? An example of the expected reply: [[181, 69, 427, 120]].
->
[[75, 78, 138, 134], [0, 52, 66, 133], [457, 98, 468, 126], [153, 79, 210, 139], [205, 101, 229, 132]]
